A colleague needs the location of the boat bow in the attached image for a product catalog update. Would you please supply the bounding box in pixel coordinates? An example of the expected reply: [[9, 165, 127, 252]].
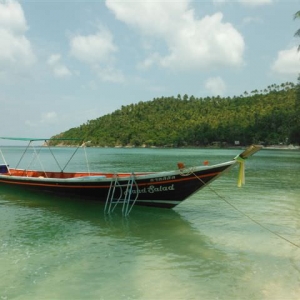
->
[[234, 144, 262, 187]]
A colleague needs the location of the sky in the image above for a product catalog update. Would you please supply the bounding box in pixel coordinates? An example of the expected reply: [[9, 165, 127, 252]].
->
[[0, 0, 300, 140]]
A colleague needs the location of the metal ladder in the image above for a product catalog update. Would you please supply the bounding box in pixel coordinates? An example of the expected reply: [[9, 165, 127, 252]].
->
[[104, 173, 139, 216]]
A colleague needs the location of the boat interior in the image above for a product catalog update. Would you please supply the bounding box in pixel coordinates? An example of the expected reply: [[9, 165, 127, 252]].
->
[[0, 165, 154, 179], [0, 166, 138, 179]]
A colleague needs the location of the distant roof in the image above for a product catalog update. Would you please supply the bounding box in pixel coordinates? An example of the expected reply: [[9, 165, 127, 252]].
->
[[0, 137, 82, 141]]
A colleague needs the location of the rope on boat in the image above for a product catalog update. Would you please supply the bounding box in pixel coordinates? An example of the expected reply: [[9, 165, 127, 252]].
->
[[27, 145, 48, 177], [82, 143, 91, 175], [192, 171, 300, 250], [44, 140, 64, 172], [179, 167, 194, 176], [0, 149, 11, 175]]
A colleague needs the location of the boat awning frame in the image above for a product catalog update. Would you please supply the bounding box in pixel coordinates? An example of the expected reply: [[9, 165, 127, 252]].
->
[[0, 137, 82, 142], [0, 137, 88, 174]]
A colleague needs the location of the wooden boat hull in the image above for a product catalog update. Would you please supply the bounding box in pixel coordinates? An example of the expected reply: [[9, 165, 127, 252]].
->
[[0, 161, 236, 208], [0, 139, 262, 211]]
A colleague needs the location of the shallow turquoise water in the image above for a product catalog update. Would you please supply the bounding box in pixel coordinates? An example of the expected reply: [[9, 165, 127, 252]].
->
[[0, 147, 299, 299]]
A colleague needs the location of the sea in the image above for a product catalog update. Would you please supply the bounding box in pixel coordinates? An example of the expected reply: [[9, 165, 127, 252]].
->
[[0, 146, 299, 300]]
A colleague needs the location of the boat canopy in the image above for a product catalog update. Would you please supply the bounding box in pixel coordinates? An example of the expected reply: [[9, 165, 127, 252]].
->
[[0, 137, 82, 142], [0, 136, 89, 173]]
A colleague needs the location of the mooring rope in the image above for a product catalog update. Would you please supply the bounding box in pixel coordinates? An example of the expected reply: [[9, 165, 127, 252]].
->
[[192, 172, 300, 249]]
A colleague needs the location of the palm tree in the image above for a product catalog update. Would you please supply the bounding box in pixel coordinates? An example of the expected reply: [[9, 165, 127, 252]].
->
[[295, 11, 300, 51]]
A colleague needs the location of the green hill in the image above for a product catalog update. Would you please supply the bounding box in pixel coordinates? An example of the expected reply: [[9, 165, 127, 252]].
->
[[52, 82, 300, 147]]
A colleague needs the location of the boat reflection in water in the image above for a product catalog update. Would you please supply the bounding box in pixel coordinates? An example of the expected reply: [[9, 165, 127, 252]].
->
[[0, 186, 236, 276]]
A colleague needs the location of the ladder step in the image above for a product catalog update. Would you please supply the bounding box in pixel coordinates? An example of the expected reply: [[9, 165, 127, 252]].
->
[[104, 173, 139, 216]]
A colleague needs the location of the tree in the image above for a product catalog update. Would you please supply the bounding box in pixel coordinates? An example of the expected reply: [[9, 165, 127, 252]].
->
[[295, 10, 300, 51], [290, 11, 300, 144], [290, 74, 300, 144]]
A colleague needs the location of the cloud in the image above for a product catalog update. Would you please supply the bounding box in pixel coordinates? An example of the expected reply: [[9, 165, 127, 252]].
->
[[70, 27, 124, 82], [205, 76, 226, 96], [0, 0, 35, 72], [93, 65, 125, 83], [213, 0, 272, 6], [106, 0, 245, 71], [106, 1, 190, 37], [25, 111, 58, 128], [70, 28, 117, 64], [238, 0, 272, 6], [41, 111, 58, 124], [47, 54, 72, 78], [0, 0, 27, 31], [212, 0, 227, 4], [271, 46, 300, 76], [242, 16, 263, 25]]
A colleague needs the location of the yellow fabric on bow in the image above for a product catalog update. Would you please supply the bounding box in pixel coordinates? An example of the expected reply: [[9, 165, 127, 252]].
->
[[235, 156, 245, 187]]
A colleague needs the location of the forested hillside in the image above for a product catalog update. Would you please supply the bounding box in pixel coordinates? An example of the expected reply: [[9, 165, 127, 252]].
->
[[52, 82, 300, 147]]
